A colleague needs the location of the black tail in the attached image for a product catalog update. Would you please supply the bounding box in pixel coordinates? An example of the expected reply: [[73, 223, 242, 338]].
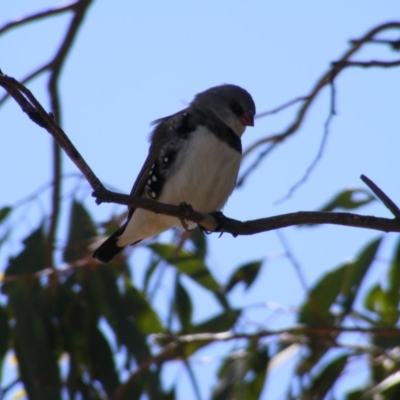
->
[[93, 231, 125, 263]]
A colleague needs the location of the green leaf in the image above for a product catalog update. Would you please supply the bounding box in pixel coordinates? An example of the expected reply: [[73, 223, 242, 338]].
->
[[87, 326, 120, 396], [63, 200, 97, 263], [143, 256, 161, 293], [244, 345, 269, 399], [124, 280, 164, 334], [339, 236, 382, 313], [224, 260, 263, 293], [299, 236, 382, 325], [299, 265, 345, 325], [386, 235, 400, 312], [87, 265, 157, 362], [149, 243, 219, 291], [3, 225, 45, 296], [213, 344, 268, 400], [148, 243, 231, 309], [306, 354, 348, 398], [212, 353, 248, 400], [14, 290, 62, 400], [0, 206, 12, 224], [318, 188, 375, 212], [175, 277, 193, 332], [190, 228, 207, 261], [0, 306, 10, 382], [346, 389, 367, 400], [192, 309, 239, 336]]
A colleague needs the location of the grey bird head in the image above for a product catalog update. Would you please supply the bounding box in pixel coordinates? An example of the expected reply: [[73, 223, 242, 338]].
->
[[191, 84, 256, 136]]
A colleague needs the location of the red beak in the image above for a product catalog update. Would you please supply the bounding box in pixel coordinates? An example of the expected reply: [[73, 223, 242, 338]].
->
[[239, 110, 255, 127]]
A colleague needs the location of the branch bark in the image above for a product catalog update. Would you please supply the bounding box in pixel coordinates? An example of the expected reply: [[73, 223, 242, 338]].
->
[[1, 73, 400, 238]]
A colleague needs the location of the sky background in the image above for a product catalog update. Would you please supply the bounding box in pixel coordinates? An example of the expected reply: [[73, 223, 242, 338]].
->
[[1, 1, 400, 399]]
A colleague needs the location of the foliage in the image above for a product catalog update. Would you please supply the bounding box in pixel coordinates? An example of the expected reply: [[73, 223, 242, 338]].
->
[[0, 194, 399, 399]]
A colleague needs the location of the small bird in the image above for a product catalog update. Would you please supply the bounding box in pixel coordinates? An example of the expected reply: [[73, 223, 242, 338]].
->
[[93, 84, 255, 263]]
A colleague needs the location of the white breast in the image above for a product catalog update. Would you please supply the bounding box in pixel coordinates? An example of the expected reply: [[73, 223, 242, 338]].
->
[[160, 126, 241, 213]]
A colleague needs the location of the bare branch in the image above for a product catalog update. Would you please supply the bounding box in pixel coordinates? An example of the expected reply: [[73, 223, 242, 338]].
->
[[113, 325, 400, 397], [0, 62, 50, 106], [155, 326, 400, 343], [361, 175, 400, 218], [0, 1, 81, 36], [276, 80, 336, 203], [0, 74, 104, 193], [351, 38, 400, 50], [332, 59, 400, 68], [45, 0, 93, 267], [255, 96, 310, 119], [240, 21, 400, 191]]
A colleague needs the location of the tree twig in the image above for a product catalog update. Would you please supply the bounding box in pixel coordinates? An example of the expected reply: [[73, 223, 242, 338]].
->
[[360, 175, 400, 218], [45, 0, 92, 268], [0, 0, 81, 36]]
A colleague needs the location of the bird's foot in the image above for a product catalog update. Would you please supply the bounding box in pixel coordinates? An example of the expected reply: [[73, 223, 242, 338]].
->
[[199, 211, 225, 236], [178, 202, 194, 231]]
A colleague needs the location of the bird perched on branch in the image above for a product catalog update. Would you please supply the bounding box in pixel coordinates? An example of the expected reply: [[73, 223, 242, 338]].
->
[[93, 84, 256, 263]]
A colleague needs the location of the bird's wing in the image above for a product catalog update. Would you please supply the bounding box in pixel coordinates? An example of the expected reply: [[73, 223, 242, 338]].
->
[[126, 109, 194, 219]]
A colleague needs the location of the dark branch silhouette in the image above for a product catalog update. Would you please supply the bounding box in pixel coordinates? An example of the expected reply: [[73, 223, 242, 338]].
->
[[239, 21, 400, 195], [1, 73, 400, 238]]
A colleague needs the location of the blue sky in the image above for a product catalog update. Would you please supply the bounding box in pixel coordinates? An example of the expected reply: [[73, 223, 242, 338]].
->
[[1, 1, 400, 398]]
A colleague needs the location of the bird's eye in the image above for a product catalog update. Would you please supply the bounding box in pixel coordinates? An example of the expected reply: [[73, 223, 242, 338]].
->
[[229, 101, 243, 116]]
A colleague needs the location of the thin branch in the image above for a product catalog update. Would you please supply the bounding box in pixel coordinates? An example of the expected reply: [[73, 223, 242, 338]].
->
[[276, 79, 336, 203], [45, 0, 92, 268], [255, 96, 310, 119], [351, 38, 400, 50], [276, 230, 308, 292], [332, 59, 400, 68], [360, 175, 400, 218], [154, 326, 400, 343], [183, 358, 202, 400], [112, 325, 400, 396], [112, 340, 181, 400], [0, 1, 81, 36], [0, 74, 104, 193], [239, 21, 400, 190], [0, 61, 51, 106]]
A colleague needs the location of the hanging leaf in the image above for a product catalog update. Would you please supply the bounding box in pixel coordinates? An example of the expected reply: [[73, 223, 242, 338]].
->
[[339, 236, 382, 313], [174, 277, 193, 332], [149, 243, 219, 291], [318, 188, 375, 212], [212, 354, 248, 400], [298, 265, 345, 326], [148, 243, 230, 310], [299, 236, 383, 325], [0, 306, 10, 382], [63, 200, 97, 263], [86, 325, 120, 396], [244, 345, 269, 399], [3, 225, 45, 297], [14, 290, 62, 400], [189, 228, 207, 261], [0, 206, 12, 224], [305, 354, 348, 398], [124, 279, 164, 334], [224, 260, 263, 293]]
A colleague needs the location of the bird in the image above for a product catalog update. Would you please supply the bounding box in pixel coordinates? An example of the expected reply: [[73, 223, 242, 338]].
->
[[93, 84, 256, 263]]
